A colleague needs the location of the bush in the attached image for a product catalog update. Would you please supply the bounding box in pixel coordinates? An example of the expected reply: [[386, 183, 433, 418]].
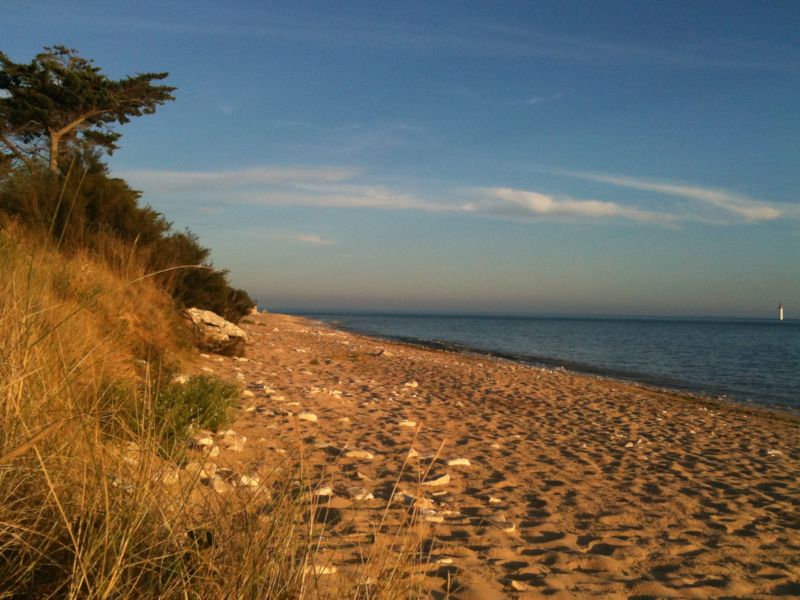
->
[[0, 152, 255, 322], [151, 375, 238, 455]]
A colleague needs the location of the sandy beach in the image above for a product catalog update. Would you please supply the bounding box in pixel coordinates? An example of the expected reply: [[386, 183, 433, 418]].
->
[[190, 312, 799, 599]]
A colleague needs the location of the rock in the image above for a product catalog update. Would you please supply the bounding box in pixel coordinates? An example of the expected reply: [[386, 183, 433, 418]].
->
[[298, 412, 318, 423], [488, 496, 503, 504], [491, 515, 516, 533], [304, 564, 337, 576], [240, 474, 260, 488], [212, 478, 233, 494], [510, 580, 532, 591], [241, 389, 256, 398], [404, 380, 419, 388], [422, 473, 450, 487], [406, 447, 419, 460], [345, 449, 374, 460], [314, 486, 333, 497], [192, 436, 214, 448], [447, 458, 470, 466], [182, 307, 248, 356], [339, 417, 351, 423], [398, 420, 417, 428], [436, 557, 454, 565], [208, 446, 220, 457], [348, 487, 374, 501], [173, 374, 190, 384]]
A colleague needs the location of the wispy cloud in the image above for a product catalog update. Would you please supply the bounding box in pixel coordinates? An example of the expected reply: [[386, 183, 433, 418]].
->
[[465, 187, 675, 224], [295, 233, 335, 246], [550, 169, 785, 222], [124, 165, 793, 228]]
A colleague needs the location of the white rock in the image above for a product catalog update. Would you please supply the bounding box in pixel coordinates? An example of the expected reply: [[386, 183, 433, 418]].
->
[[447, 458, 470, 467], [404, 381, 419, 388], [339, 417, 351, 423], [314, 486, 333, 497], [241, 390, 255, 398], [398, 420, 417, 428], [348, 487, 374, 501], [436, 557, 454, 565], [304, 564, 337, 576], [193, 436, 215, 447], [488, 496, 503, 504], [212, 478, 233, 494], [422, 473, 450, 487], [208, 446, 220, 457], [625, 441, 634, 448], [240, 474, 260, 488], [345, 449, 374, 460]]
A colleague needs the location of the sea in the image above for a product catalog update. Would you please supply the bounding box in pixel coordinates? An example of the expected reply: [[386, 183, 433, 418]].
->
[[289, 312, 800, 412]]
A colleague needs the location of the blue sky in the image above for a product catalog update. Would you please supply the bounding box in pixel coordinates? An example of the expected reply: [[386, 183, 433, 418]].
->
[[5, 1, 799, 316]]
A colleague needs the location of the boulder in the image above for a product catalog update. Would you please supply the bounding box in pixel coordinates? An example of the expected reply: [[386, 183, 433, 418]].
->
[[183, 308, 248, 356]]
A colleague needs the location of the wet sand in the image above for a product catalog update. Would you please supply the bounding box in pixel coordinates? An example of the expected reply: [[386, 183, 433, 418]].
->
[[192, 312, 800, 599]]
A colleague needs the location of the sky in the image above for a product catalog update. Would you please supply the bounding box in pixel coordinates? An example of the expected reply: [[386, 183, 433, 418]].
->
[[5, 1, 800, 317]]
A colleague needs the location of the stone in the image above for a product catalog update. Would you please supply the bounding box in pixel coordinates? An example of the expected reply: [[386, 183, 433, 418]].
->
[[304, 564, 337, 576], [240, 474, 260, 488], [212, 478, 233, 494], [436, 557, 454, 565], [182, 307, 248, 356], [345, 449, 374, 460], [339, 417, 351, 423], [422, 473, 450, 487], [398, 420, 417, 428], [404, 380, 419, 388], [447, 458, 470, 466], [298, 412, 318, 423], [348, 487, 374, 501], [314, 486, 333, 497], [241, 389, 255, 398]]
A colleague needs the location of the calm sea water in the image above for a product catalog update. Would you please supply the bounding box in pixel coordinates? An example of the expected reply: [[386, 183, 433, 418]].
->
[[293, 313, 800, 411]]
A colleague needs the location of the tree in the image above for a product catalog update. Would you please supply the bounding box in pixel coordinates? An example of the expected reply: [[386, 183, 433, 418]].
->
[[0, 46, 175, 172]]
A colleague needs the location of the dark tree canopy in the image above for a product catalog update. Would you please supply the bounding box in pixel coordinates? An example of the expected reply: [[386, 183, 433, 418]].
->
[[0, 46, 175, 172]]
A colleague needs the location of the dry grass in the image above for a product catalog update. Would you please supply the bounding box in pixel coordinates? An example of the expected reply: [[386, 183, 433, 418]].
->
[[0, 222, 428, 599]]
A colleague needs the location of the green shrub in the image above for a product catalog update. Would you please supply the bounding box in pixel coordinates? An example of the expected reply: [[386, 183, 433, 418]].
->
[[152, 375, 238, 455]]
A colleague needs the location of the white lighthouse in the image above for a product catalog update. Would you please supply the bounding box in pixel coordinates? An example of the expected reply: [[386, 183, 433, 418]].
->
[[778, 303, 784, 321]]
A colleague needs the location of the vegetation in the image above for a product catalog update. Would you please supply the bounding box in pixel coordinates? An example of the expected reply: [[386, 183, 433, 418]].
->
[[0, 46, 254, 322], [0, 47, 425, 599], [0, 46, 174, 172]]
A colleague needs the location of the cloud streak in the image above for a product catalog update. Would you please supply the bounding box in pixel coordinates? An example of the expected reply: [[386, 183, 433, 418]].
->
[[124, 166, 793, 228], [550, 169, 785, 222], [466, 187, 675, 224]]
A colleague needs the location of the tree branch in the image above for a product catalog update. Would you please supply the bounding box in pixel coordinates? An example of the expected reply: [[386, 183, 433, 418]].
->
[[0, 133, 35, 168]]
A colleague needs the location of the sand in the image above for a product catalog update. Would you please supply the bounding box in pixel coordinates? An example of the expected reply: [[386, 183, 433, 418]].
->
[[191, 312, 800, 599]]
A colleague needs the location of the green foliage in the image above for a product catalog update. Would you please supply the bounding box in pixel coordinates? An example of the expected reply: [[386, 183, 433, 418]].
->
[[0, 45, 175, 172], [151, 375, 238, 455], [0, 46, 254, 322]]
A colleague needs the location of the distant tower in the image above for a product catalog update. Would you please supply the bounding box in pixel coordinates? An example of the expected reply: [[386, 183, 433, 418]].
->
[[778, 303, 784, 321]]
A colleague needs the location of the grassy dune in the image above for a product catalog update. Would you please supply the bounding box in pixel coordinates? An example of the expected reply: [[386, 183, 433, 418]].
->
[[0, 223, 419, 599]]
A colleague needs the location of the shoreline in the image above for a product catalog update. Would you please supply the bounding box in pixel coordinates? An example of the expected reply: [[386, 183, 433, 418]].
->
[[308, 316, 800, 424], [199, 311, 800, 598]]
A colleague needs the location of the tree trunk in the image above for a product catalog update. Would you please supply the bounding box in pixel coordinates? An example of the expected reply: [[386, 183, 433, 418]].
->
[[49, 132, 60, 173]]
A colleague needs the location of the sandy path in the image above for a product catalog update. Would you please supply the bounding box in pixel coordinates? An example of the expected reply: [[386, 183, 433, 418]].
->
[[191, 312, 800, 599]]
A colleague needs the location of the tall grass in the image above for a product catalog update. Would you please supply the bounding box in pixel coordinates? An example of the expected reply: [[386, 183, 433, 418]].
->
[[0, 223, 428, 599]]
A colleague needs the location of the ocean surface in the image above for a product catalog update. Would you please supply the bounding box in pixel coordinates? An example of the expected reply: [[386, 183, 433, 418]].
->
[[291, 312, 800, 411]]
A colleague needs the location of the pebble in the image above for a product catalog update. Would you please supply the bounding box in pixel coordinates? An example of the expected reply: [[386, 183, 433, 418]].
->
[[447, 458, 470, 466], [241, 390, 255, 398], [339, 417, 351, 423], [348, 487, 374, 501], [422, 473, 451, 487], [304, 564, 337, 576], [398, 420, 417, 428], [436, 557, 454, 565], [404, 381, 419, 388], [240, 474, 260, 488], [345, 449, 374, 460], [314, 486, 333, 497], [298, 412, 318, 423], [193, 436, 214, 447]]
